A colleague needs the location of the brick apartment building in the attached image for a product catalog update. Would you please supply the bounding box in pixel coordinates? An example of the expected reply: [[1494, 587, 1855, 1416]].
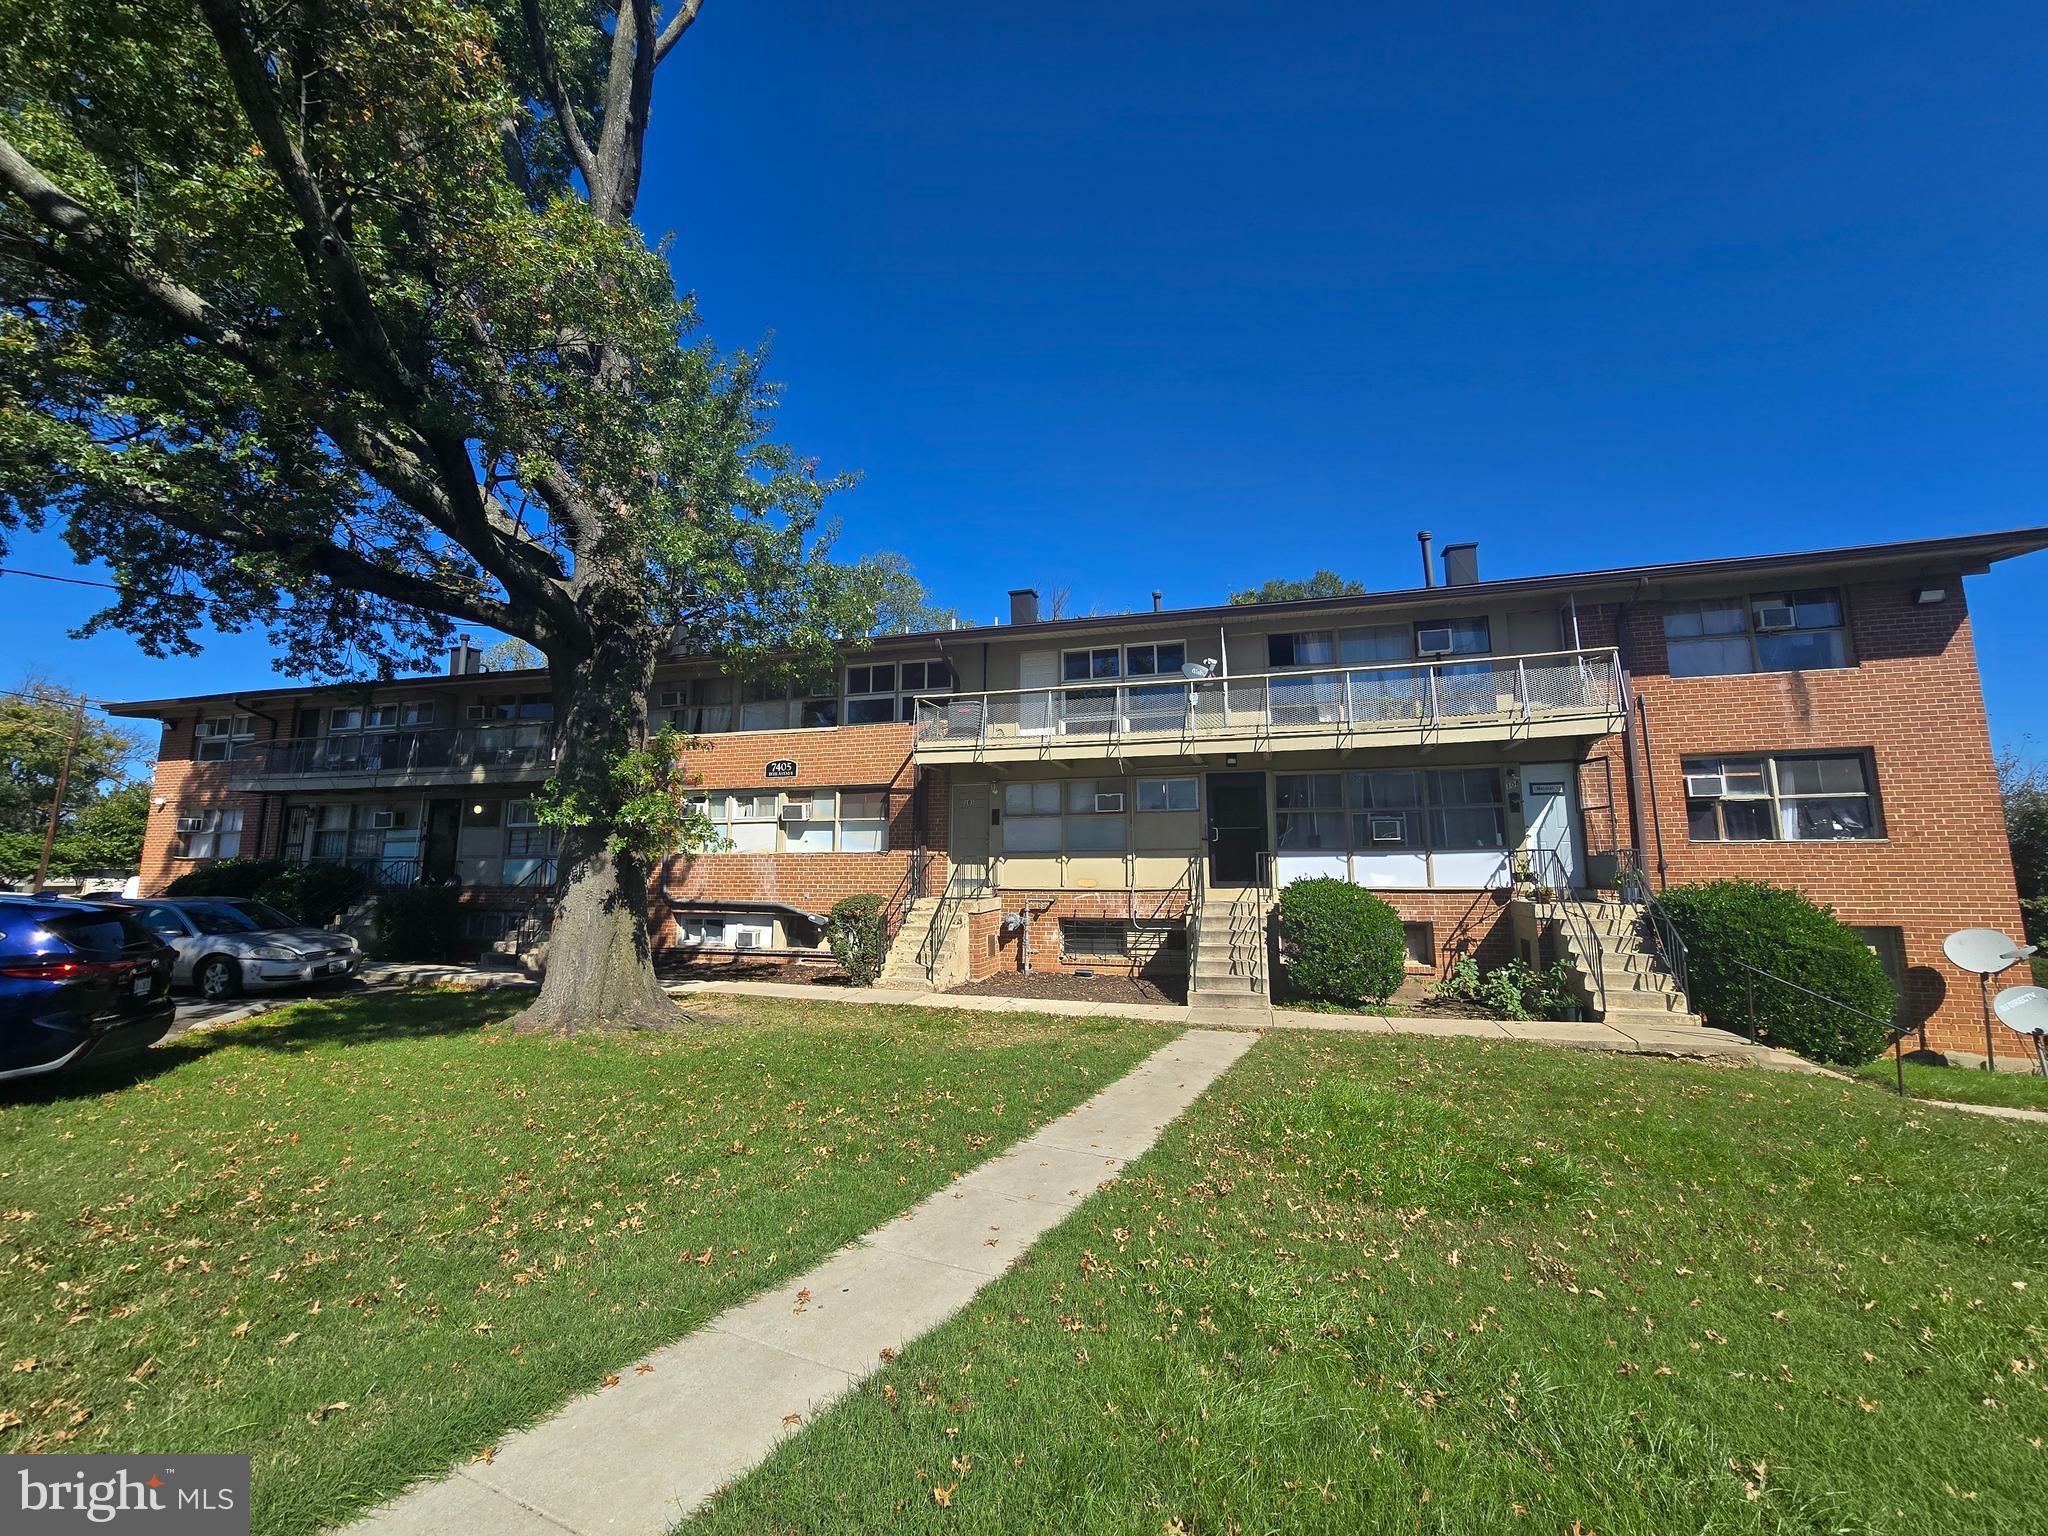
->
[[110, 526, 2045, 1061]]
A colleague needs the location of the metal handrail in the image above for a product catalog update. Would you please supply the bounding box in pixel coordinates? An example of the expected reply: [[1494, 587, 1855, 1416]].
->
[[913, 647, 1624, 748], [877, 851, 930, 951], [1722, 954, 1912, 1095], [1182, 853, 1204, 990], [1532, 845, 1605, 1016], [1614, 848, 1690, 1008], [244, 723, 557, 778], [917, 866, 978, 980]]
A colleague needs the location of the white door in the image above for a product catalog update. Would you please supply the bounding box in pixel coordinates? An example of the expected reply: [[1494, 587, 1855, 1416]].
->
[[1018, 650, 1055, 736], [1520, 763, 1582, 890]]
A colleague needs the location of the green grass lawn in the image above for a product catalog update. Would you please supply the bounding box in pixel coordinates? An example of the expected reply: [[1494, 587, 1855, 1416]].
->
[[693, 1032, 2048, 1535], [1854, 1056, 2048, 1113], [0, 988, 1172, 1536]]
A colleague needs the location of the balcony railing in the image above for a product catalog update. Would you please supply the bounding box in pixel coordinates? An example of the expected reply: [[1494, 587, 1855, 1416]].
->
[[914, 648, 1623, 752], [239, 724, 557, 780]]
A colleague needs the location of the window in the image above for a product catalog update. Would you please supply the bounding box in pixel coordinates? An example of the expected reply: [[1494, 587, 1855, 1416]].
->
[[1664, 589, 1849, 677], [899, 660, 953, 722], [1349, 769, 1424, 849], [1122, 642, 1187, 730], [682, 788, 889, 854], [194, 715, 255, 762], [177, 807, 243, 860], [1857, 926, 1907, 1019], [1136, 777, 1199, 812], [839, 791, 889, 853], [1060, 919, 1129, 959], [1684, 753, 1878, 842], [1267, 630, 1336, 669], [1426, 767, 1507, 849], [504, 799, 558, 883], [1274, 774, 1346, 850], [844, 663, 897, 724], [363, 704, 400, 731], [400, 700, 437, 727], [1002, 781, 1063, 853], [1402, 921, 1435, 968], [676, 914, 774, 949], [469, 693, 553, 723], [1412, 616, 1490, 656], [1062, 646, 1122, 682], [1065, 779, 1126, 852]]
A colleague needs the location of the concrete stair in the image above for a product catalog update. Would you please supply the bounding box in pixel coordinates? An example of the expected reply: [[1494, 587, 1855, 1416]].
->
[[1187, 887, 1271, 1013], [877, 895, 969, 990], [1546, 898, 1703, 1027]]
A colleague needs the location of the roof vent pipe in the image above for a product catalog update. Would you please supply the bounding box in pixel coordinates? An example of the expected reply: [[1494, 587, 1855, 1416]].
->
[[1152, 590, 1163, 612], [1008, 588, 1040, 626], [1442, 541, 1479, 586], [1417, 531, 1435, 588]]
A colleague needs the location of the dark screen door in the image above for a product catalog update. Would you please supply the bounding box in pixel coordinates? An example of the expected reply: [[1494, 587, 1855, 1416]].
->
[[423, 798, 462, 884], [1206, 772, 1268, 885]]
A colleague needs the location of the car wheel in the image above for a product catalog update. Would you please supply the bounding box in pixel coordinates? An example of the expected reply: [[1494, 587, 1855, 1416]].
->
[[196, 956, 243, 1001]]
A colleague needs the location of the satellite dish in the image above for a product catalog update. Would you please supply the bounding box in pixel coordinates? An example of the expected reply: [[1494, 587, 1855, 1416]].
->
[[1181, 658, 1218, 680], [1993, 985, 2048, 1037], [1943, 927, 2032, 975]]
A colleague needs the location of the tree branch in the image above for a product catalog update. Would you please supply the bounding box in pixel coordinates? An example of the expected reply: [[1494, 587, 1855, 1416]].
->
[[654, 0, 705, 64], [195, 0, 421, 407], [519, 0, 601, 192], [0, 133, 278, 375], [590, 0, 656, 224]]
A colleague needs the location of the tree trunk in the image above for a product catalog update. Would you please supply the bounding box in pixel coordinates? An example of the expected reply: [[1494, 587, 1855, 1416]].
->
[[509, 607, 683, 1034]]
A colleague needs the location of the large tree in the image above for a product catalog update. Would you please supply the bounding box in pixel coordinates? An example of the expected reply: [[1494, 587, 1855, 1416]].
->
[[1227, 570, 1366, 605], [0, 680, 149, 882], [0, 0, 889, 1028]]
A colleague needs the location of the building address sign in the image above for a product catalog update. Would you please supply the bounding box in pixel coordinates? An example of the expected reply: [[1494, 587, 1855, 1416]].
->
[[764, 759, 798, 780]]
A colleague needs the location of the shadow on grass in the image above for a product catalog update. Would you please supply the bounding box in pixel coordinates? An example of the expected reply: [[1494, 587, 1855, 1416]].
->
[[1, 988, 524, 1106]]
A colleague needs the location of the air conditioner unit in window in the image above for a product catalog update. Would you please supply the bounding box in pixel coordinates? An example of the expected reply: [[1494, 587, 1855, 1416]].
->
[[175, 815, 207, 833], [1370, 815, 1406, 843], [779, 803, 810, 822], [655, 689, 686, 709], [1415, 627, 1455, 656], [369, 809, 404, 830], [1094, 792, 1125, 813], [734, 931, 760, 949], [1683, 773, 1726, 798], [1753, 603, 1797, 632], [465, 704, 490, 722]]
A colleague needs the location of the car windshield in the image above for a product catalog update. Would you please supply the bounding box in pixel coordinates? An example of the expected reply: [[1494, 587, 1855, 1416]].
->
[[181, 901, 271, 936], [221, 899, 296, 930]]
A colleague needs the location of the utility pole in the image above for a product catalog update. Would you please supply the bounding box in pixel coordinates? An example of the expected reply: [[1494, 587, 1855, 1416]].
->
[[34, 693, 88, 892]]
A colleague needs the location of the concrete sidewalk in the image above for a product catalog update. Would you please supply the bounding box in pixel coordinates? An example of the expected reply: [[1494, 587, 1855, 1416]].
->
[[667, 976, 1822, 1073], [350, 1026, 1257, 1536]]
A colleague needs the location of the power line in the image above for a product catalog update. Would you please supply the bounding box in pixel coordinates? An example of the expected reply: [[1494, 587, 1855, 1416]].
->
[[0, 564, 130, 592]]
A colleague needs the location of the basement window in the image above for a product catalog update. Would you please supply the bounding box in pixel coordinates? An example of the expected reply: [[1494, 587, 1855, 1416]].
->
[[1060, 919, 1129, 959]]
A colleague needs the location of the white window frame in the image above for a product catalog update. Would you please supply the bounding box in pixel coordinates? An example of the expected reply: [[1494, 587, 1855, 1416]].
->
[[194, 714, 256, 762], [177, 806, 244, 860], [1664, 589, 1850, 678], [1683, 752, 1879, 842]]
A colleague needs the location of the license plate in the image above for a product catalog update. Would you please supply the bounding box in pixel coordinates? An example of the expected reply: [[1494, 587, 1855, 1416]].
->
[[326, 960, 348, 973], [132, 973, 152, 996]]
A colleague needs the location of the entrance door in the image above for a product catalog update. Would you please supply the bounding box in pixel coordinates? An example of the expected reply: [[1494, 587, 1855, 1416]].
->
[[422, 798, 462, 885], [1520, 763, 1582, 890], [1206, 772, 1268, 886], [950, 782, 991, 891]]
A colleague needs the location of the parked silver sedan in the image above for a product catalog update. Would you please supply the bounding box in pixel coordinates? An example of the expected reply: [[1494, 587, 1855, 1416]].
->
[[118, 897, 362, 1001]]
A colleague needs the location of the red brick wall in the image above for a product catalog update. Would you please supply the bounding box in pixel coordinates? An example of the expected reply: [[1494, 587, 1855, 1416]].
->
[[137, 714, 285, 894], [1627, 580, 2024, 1058], [1375, 889, 1517, 974], [967, 889, 1190, 979], [656, 724, 926, 947]]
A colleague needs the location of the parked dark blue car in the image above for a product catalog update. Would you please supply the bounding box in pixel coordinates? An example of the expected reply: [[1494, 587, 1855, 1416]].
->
[[0, 895, 176, 1081]]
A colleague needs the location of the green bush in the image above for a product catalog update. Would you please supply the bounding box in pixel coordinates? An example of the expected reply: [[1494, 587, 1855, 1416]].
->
[[1659, 880, 1897, 1065], [826, 894, 888, 986], [164, 857, 289, 900], [1431, 955, 1582, 1020], [164, 857, 370, 924], [1276, 878, 1405, 1007], [370, 887, 467, 962]]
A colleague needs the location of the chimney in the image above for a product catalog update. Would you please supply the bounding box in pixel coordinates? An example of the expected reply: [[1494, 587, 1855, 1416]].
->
[[1152, 590, 1163, 612], [1442, 541, 1480, 587], [1008, 588, 1040, 625], [447, 635, 483, 675], [1417, 531, 1435, 588]]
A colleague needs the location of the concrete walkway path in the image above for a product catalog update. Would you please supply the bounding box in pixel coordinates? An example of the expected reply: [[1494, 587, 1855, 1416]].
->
[[349, 1026, 1257, 1536], [667, 976, 1819, 1073]]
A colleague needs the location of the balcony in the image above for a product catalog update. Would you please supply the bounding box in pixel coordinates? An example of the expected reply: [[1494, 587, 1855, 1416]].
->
[[913, 648, 1624, 763], [230, 724, 557, 790]]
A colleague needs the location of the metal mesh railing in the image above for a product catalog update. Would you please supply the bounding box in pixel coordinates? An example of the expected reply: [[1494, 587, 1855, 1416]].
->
[[245, 724, 557, 777], [915, 649, 1621, 747]]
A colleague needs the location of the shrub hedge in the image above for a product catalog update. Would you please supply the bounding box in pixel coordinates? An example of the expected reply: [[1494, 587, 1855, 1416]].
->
[[369, 887, 467, 962], [1276, 878, 1406, 1007], [164, 858, 371, 924], [1659, 879, 1897, 1065], [826, 894, 888, 985]]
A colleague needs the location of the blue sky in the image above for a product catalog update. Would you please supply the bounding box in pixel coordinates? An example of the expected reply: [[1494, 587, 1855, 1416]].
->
[[6, 0, 2046, 751]]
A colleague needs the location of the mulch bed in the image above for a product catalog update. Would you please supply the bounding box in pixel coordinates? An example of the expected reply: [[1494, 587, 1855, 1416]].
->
[[948, 971, 1185, 1007], [654, 955, 853, 986]]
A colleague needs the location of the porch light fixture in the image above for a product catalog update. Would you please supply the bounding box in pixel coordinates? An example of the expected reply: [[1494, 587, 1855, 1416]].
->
[[1913, 583, 1947, 605]]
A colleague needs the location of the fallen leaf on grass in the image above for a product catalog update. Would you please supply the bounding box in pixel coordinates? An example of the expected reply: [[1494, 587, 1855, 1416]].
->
[[932, 1481, 957, 1508], [635, 1364, 654, 1375], [129, 1358, 156, 1382], [306, 1402, 349, 1424], [469, 1447, 496, 1465], [603, 1373, 621, 1387]]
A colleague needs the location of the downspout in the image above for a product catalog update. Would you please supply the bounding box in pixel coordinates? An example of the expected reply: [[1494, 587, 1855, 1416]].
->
[[1614, 580, 1658, 886]]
